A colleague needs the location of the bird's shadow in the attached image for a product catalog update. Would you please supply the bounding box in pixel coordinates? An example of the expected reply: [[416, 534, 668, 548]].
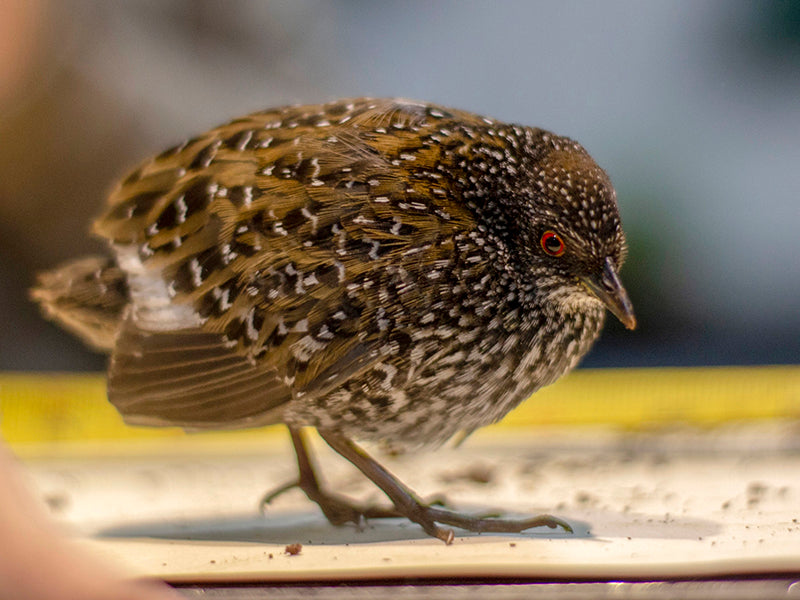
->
[[96, 507, 720, 546], [98, 508, 586, 545]]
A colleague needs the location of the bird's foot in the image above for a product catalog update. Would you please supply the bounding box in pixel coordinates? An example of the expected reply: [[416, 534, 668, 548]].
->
[[371, 501, 572, 544], [260, 478, 401, 528], [317, 430, 573, 544]]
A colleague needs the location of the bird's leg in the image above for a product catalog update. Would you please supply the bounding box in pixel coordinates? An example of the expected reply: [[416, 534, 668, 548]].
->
[[260, 426, 401, 527], [318, 429, 573, 544], [318, 429, 454, 542]]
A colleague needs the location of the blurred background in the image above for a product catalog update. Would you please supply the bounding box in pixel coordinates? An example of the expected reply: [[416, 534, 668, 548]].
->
[[1, 0, 798, 373]]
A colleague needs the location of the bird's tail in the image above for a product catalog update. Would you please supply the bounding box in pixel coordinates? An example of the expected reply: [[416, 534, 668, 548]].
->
[[31, 256, 129, 352]]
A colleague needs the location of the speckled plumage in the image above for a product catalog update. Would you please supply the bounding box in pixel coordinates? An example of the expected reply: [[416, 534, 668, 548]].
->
[[34, 98, 635, 541]]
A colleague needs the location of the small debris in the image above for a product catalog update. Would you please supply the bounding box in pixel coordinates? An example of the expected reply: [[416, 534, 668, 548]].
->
[[43, 493, 70, 513], [439, 463, 495, 485], [746, 481, 768, 507], [284, 543, 303, 556], [509, 542, 517, 548]]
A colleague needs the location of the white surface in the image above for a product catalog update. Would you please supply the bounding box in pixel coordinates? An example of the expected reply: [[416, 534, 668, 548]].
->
[[24, 424, 800, 581]]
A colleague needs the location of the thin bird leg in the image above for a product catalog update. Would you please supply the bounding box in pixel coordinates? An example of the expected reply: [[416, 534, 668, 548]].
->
[[318, 429, 573, 545], [261, 426, 401, 526]]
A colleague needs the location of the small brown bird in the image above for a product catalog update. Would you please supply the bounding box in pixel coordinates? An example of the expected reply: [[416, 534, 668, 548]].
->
[[33, 98, 635, 543]]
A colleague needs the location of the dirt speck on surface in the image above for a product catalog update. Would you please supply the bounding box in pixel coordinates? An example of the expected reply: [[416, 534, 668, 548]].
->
[[284, 543, 302, 556], [746, 481, 768, 507], [439, 462, 495, 485], [43, 492, 70, 512]]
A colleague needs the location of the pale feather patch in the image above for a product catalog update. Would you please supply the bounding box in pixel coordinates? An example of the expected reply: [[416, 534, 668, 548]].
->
[[115, 245, 203, 332]]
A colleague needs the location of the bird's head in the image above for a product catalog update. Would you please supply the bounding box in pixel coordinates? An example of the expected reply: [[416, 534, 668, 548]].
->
[[505, 131, 636, 329]]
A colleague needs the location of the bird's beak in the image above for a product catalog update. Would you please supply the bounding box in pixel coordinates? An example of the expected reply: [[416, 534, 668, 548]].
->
[[580, 257, 637, 330]]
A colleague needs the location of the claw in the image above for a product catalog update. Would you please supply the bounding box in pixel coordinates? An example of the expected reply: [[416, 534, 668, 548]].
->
[[259, 479, 300, 513], [441, 528, 455, 545]]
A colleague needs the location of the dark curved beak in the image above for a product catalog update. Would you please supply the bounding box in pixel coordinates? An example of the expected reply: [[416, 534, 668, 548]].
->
[[580, 257, 636, 330]]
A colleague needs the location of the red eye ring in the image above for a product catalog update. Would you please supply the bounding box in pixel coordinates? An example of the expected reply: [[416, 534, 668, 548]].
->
[[540, 230, 565, 257]]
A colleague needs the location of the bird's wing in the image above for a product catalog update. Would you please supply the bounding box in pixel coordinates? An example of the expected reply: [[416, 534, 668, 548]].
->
[[106, 320, 289, 429], [94, 99, 477, 429]]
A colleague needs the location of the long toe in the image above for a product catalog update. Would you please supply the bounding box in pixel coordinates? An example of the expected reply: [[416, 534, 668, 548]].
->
[[425, 506, 574, 535]]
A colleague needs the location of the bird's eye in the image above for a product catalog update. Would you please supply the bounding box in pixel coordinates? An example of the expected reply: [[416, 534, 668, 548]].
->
[[540, 230, 565, 257]]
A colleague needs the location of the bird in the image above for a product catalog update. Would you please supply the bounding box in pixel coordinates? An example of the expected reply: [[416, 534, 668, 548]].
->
[[32, 98, 635, 543]]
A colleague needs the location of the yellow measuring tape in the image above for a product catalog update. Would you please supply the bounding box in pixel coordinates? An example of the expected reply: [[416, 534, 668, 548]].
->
[[1, 366, 798, 454]]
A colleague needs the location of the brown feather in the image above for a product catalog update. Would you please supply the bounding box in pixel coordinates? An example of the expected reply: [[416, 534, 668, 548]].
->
[[108, 320, 289, 429]]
